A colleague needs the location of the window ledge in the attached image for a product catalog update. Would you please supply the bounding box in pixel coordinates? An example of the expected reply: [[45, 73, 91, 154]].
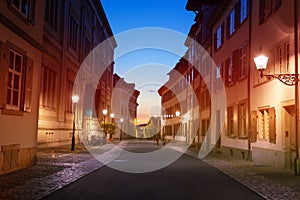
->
[[238, 135, 248, 139], [228, 134, 237, 139], [1, 109, 23, 116]]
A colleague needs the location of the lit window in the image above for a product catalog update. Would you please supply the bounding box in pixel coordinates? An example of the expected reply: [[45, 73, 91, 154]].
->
[[258, 107, 276, 143]]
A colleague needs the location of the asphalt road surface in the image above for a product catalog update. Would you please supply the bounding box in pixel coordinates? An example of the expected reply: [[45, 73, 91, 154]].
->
[[42, 141, 264, 200]]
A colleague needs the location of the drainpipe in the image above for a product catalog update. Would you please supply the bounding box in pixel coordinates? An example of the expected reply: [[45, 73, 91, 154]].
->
[[247, 0, 253, 161], [294, 0, 299, 175]]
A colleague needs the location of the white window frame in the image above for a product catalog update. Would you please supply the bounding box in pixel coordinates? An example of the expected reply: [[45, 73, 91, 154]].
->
[[7, 50, 23, 110]]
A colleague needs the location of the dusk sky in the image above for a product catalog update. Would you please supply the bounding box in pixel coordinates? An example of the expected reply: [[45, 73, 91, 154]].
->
[[101, 0, 196, 123]]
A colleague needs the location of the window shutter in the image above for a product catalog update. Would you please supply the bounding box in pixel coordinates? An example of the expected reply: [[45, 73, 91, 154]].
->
[[23, 57, 34, 112], [232, 49, 239, 83], [250, 110, 258, 142], [225, 58, 230, 87], [28, 0, 36, 24], [259, 0, 265, 25], [0, 41, 9, 109], [269, 107, 276, 144]]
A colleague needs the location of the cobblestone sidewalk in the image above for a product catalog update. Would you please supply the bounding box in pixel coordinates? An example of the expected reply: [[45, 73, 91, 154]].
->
[[0, 144, 106, 200]]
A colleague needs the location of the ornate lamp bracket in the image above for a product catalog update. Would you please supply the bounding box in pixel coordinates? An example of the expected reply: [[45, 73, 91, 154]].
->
[[259, 70, 299, 86]]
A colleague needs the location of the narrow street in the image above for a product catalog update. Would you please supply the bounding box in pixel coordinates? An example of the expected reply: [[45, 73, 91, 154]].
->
[[42, 141, 264, 200]]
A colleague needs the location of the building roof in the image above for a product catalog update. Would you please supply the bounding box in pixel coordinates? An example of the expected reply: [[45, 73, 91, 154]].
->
[[185, 0, 222, 11]]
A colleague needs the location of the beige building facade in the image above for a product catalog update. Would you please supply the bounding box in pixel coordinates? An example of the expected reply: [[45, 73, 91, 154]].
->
[[37, 0, 116, 147], [0, 0, 44, 174]]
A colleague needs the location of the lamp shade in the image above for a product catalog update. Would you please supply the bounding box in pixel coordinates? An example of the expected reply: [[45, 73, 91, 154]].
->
[[110, 113, 115, 118], [72, 95, 79, 103], [102, 109, 108, 115], [175, 111, 181, 117], [254, 55, 269, 70]]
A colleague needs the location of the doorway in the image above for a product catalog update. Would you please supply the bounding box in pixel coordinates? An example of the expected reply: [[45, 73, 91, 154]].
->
[[283, 105, 296, 169]]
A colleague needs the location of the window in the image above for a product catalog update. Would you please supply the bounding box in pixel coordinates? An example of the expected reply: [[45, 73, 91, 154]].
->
[[272, 41, 290, 74], [0, 42, 33, 113], [83, 35, 92, 59], [238, 102, 247, 137], [229, 9, 236, 36], [239, 43, 249, 79], [215, 24, 224, 50], [225, 50, 239, 86], [68, 16, 79, 51], [258, 107, 276, 143], [45, 0, 58, 30], [7, 50, 23, 110], [259, 0, 281, 24], [215, 63, 223, 92], [12, 0, 29, 17], [9, 0, 35, 23], [42, 66, 57, 109], [66, 80, 74, 113], [227, 106, 235, 137], [240, 0, 249, 23]]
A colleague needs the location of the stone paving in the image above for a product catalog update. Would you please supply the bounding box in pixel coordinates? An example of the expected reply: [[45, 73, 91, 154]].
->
[[0, 141, 299, 200], [0, 143, 116, 200]]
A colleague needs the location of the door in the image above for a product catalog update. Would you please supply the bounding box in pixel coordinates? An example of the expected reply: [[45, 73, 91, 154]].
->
[[283, 105, 296, 169]]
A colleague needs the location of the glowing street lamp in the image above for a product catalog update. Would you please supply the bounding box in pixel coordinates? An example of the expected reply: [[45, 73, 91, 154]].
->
[[71, 95, 79, 151], [254, 55, 268, 78], [110, 113, 115, 120], [102, 109, 108, 124], [175, 111, 181, 117]]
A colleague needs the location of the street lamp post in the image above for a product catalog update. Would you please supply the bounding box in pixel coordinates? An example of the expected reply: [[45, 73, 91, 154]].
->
[[102, 109, 108, 136], [109, 113, 115, 139], [175, 111, 181, 140], [254, 51, 299, 175], [120, 118, 124, 140], [71, 95, 79, 151], [110, 113, 115, 122]]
